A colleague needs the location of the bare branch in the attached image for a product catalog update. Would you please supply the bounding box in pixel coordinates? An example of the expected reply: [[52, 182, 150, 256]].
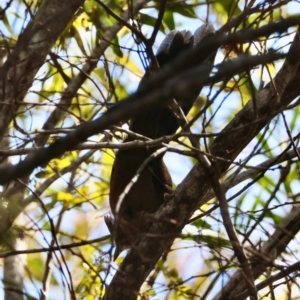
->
[[0, 0, 85, 140], [104, 24, 300, 300]]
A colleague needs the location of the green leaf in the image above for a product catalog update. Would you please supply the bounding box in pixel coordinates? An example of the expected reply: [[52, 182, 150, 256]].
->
[[139, 13, 165, 33], [213, 0, 242, 18], [184, 233, 232, 249], [192, 218, 212, 229], [111, 36, 123, 58], [27, 255, 45, 281], [163, 11, 175, 31], [289, 105, 300, 131], [0, 8, 12, 33], [167, 5, 197, 18], [34, 170, 52, 178], [70, 25, 87, 56], [257, 132, 273, 158]]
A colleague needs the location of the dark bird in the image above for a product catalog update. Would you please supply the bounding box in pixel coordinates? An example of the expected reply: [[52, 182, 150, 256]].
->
[[105, 24, 216, 259]]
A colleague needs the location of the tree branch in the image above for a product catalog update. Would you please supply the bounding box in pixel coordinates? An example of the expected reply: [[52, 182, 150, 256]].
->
[[0, 0, 85, 140], [0, 51, 287, 186], [104, 25, 300, 300]]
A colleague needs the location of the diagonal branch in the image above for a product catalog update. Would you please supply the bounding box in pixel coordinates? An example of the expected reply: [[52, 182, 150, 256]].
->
[[0, 0, 152, 246], [214, 205, 300, 299], [0, 51, 287, 187], [0, 0, 85, 141], [0, 17, 299, 189], [104, 25, 300, 300]]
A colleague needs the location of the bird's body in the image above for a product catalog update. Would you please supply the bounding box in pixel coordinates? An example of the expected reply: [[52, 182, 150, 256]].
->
[[109, 149, 171, 216], [106, 148, 172, 256], [105, 24, 216, 259]]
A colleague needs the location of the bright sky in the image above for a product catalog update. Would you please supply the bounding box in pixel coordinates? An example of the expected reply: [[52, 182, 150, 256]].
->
[[2, 1, 300, 299]]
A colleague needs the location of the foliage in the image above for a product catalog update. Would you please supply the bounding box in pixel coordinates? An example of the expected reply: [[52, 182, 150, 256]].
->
[[0, 0, 300, 299]]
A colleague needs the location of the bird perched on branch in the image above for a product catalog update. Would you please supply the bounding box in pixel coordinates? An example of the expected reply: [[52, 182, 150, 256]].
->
[[105, 24, 216, 259]]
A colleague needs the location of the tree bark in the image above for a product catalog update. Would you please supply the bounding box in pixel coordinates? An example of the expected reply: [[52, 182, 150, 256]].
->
[[104, 26, 300, 300], [0, 0, 85, 141]]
